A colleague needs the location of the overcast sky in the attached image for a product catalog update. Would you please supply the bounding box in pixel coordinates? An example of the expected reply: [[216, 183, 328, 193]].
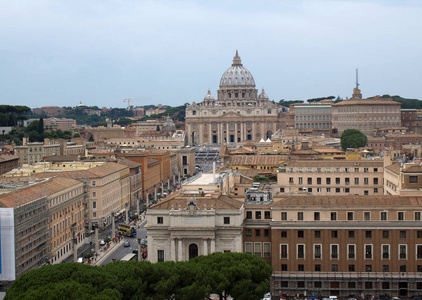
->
[[1, 0, 421, 109]]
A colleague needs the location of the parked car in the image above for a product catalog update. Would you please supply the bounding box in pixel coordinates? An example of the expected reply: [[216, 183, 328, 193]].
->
[[124, 241, 130, 247], [99, 239, 105, 246], [77, 257, 84, 263]]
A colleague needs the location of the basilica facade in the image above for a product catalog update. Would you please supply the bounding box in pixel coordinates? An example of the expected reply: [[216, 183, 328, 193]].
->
[[185, 51, 280, 146]]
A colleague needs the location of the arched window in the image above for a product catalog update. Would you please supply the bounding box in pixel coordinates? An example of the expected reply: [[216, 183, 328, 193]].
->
[[189, 244, 198, 260]]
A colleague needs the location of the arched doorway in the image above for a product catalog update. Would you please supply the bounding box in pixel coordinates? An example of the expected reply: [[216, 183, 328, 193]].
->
[[266, 130, 272, 139], [189, 243, 198, 260]]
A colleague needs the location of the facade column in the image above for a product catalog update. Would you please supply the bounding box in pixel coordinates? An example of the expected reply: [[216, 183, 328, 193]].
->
[[203, 239, 208, 256], [226, 125, 229, 144], [252, 122, 256, 141], [234, 123, 238, 144], [209, 123, 212, 144], [178, 239, 183, 261], [199, 123, 203, 144], [154, 186, 157, 201], [171, 239, 176, 261], [94, 226, 99, 254], [138, 238, 142, 261], [261, 122, 264, 138], [111, 212, 116, 239], [72, 225, 78, 263], [240, 122, 244, 141], [210, 239, 215, 254]]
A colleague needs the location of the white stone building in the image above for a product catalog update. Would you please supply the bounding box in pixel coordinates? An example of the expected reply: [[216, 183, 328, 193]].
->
[[146, 173, 244, 262]]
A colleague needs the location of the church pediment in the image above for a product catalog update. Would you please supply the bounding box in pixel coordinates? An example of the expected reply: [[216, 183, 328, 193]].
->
[[221, 111, 242, 118]]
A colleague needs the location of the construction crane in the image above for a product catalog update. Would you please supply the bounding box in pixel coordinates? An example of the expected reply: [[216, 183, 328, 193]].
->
[[123, 98, 150, 110]]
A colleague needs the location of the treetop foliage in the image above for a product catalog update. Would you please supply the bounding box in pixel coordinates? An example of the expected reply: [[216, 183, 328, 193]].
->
[[340, 129, 368, 151], [278, 99, 304, 107], [5, 252, 272, 300]]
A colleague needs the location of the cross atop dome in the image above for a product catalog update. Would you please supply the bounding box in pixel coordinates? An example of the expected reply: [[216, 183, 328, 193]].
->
[[232, 50, 242, 66]]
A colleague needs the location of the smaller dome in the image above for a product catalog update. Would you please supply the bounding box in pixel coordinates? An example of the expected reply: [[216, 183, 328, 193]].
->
[[258, 88, 269, 100], [204, 89, 215, 101]]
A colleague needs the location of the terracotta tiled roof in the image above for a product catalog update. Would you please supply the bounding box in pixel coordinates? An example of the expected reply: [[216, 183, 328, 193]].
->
[[0, 177, 82, 208], [117, 158, 142, 169], [144, 149, 170, 155], [228, 155, 285, 166], [402, 165, 422, 173], [284, 160, 383, 167], [230, 147, 255, 154], [333, 98, 400, 106], [0, 155, 19, 162], [273, 195, 422, 207], [32, 162, 127, 180], [312, 147, 343, 154], [385, 163, 401, 174], [43, 155, 80, 162], [150, 194, 243, 210]]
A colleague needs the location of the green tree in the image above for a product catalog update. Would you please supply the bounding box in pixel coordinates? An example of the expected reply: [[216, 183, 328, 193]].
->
[[114, 117, 133, 127], [191, 252, 272, 300], [340, 129, 368, 151], [89, 135, 94, 142], [38, 117, 44, 134], [73, 132, 80, 138]]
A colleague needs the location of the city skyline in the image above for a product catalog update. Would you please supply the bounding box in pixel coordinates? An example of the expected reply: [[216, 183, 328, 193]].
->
[[1, 0, 422, 109]]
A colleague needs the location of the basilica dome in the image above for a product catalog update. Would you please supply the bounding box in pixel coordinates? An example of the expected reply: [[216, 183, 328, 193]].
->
[[258, 88, 269, 100], [219, 51, 255, 88], [204, 89, 215, 100]]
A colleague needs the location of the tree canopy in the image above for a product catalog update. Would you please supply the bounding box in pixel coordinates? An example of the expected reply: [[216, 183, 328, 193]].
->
[[340, 129, 368, 151], [5, 252, 272, 300], [278, 99, 304, 107]]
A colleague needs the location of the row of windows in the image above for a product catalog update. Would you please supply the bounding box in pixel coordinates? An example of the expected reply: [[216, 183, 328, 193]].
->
[[288, 167, 379, 173], [278, 243, 422, 260], [280, 187, 377, 194], [278, 280, 415, 290], [244, 242, 271, 257], [279, 211, 421, 221], [280, 263, 417, 274], [295, 115, 331, 121], [279, 230, 422, 239], [156, 216, 231, 225], [288, 176, 379, 185]]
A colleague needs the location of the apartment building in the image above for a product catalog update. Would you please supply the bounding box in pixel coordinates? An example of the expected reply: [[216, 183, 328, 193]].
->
[[243, 194, 422, 298], [385, 133, 422, 150], [117, 159, 142, 210], [33, 162, 130, 230], [0, 177, 85, 278], [47, 178, 85, 264], [118, 151, 167, 201], [332, 85, 401, 136], [14, 138, 86, 167], [32, 106, 65, 117], [0, 154, 19, 175], [43, 117, 76, 131], [15, 138, 61, 166], [384, 161, 422, 196], [277, 160, 384, 196], [290, 101, 333, 133]]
